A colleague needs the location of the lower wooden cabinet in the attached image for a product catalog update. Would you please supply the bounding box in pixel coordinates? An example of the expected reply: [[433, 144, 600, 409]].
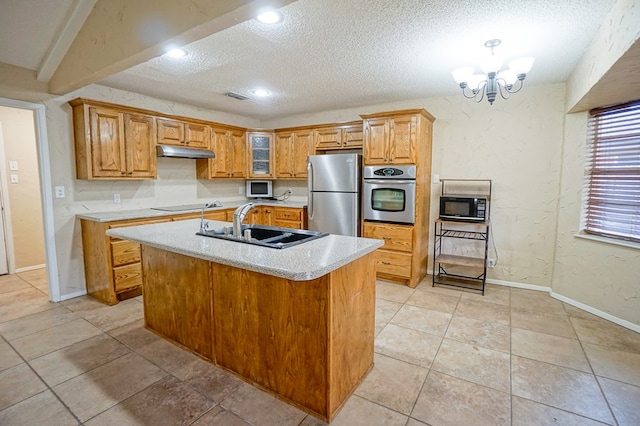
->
[[362, 221, 424, 287], [273, 207, 305, 229]]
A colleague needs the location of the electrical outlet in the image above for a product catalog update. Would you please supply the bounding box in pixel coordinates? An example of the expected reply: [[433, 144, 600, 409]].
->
[[487, 258, 496, 268], [432, 174, 440, 184], [113, 193, 121, 204], [54, 186, 65, 198]]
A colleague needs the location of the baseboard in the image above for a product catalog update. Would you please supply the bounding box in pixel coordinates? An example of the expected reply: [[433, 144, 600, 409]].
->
[[15, 264, 46, 273], [550, 291, 640, 334], [427, 270, 639, 333], [59, 290, 87, 301]]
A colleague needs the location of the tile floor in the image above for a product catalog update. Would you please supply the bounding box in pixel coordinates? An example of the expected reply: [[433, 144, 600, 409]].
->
[[1, 269, 639, 425]]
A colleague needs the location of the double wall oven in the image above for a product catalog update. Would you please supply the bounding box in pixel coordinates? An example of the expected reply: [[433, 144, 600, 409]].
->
[[363, 165, 416, 225]]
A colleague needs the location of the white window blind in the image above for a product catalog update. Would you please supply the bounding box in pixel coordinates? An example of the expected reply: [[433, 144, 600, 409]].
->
[[584, 100, 640, 243]]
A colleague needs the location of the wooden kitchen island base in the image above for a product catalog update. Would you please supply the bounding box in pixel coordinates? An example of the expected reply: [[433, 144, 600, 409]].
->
[[141, 245, 376, 422]]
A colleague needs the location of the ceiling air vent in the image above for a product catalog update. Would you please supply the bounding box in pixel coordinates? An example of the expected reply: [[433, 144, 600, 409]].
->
[[225, 92, 248, 101]]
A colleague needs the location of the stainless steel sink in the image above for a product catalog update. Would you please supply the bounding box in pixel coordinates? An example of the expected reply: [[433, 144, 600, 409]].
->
[[196, 224, 329, 249]]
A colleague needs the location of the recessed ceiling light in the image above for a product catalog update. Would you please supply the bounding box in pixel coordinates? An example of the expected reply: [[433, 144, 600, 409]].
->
[[252, 89, 271, 97], [165, 48, 187, 58], [256, 11, 282, 24]]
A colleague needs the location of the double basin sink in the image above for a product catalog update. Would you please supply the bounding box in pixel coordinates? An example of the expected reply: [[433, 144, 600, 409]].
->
[[197, 224, 329, 249]]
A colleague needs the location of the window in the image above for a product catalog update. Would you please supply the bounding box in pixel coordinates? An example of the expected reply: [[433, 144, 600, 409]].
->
[[584, 100, 640, 243]]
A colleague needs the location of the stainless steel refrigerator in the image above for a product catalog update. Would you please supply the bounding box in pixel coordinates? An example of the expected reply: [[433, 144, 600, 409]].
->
[[307, 153, 361, 236]]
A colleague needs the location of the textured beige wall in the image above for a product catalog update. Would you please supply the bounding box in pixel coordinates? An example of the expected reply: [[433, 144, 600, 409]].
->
[[0, 106, 46, 269], [552, 112, 640, 325]]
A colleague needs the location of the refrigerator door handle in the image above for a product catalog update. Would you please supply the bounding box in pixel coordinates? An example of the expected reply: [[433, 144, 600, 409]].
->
[[307, 162, 314, 219]]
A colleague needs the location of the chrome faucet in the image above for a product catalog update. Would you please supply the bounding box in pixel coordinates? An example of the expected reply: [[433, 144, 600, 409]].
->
[[200, 202, 217, 233], [233, 202, 255, 239]]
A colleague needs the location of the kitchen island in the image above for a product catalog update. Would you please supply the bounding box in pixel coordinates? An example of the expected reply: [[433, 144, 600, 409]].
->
[[107, 219, 383, 422]]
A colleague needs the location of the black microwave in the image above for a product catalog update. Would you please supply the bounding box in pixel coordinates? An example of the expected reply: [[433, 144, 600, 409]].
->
[[439, 196, 488, 222]]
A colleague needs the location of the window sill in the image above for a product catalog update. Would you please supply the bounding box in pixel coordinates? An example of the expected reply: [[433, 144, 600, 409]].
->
[[574, 232, 640, 250]]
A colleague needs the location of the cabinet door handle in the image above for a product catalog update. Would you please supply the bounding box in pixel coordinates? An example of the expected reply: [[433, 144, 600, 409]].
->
[[383, 237, 391, 240]]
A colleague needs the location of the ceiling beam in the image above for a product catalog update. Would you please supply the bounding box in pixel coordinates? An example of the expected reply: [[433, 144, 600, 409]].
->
[[48, 0, 296, 95]]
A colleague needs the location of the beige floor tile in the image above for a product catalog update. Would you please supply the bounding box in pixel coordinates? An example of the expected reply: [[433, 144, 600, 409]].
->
[[355, 353, 428, 414], [11, 318, 102, 360], [191, 405, 251, 425], [0, 390, 78, 426], [563, 303, 602, 321], [30, 334, 131, 387], [375, 298, 403, 336], [460, 285, 510, 306], [511, 290, 565, 315], [414, 279, 465, 297], [511, 356, 614, 424], [511, 328, 590, 372], [0, 342, 22, 372], [405, 419, 429, 426], [411, 371, 510, 426], [173, 357, 243, 402], [405, 288, 460, 314], [52, 352, 166, 422], [374, 324, 441, 368], [511, 395, 609, 426], [329, 395, 407, 426], [85, 375, 215, 425], [376, 280, 415, 303], [598, 377, 640, 426], [80, 299, 144, 332], [389, 304, 452, 337], [0, 275, 30, 294], [583, 343, 640, 387], [107, 318, 163, 350], [221, 382, 307, 426], [571, 317, 640, 355], [511, 309, 577, 339], [135, 338, 201, 375], [0, 363, 47, 410], [432, 338, 511, 392], [0, 306, 77, 341], [454, 298, 510, 326], [0, 287, 56, 323], [445, 315, 510, 353], [61, 295, 110, 312]]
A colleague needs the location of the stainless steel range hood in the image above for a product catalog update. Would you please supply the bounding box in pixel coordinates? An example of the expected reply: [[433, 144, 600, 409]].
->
[[156, 145, 215, 159]]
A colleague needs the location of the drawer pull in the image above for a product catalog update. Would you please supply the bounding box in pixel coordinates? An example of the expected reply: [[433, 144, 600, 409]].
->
[[383, 237, 391, 240], [381, 261, 391, 265]]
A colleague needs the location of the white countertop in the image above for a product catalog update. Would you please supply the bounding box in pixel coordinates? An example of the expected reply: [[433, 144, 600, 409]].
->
[[106, 219, 383, 281], [77, 200, 307, 223]]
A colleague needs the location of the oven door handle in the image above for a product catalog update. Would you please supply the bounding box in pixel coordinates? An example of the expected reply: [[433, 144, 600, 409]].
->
[[364, 179, 416, 185]]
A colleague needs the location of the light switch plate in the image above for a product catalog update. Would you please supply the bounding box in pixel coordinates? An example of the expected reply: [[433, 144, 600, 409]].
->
[[432, 174, 440, 184], [9, 161, 18, 171], [10, 174, 18, 183], [113, 193, 121, 204]]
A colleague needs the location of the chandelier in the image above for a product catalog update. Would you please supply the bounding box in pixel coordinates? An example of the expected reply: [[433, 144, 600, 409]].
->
[[452, 39, 534, 105]]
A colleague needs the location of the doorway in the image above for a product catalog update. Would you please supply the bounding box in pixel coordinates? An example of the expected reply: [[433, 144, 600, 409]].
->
[[0, 97, 60, 301]]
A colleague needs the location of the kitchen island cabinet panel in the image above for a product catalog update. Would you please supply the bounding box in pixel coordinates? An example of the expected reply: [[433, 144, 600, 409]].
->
[[142, 246, 213, 361]]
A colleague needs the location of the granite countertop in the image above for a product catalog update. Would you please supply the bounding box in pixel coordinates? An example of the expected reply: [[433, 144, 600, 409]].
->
[[106, 219, 383, 281], [76, 199, 308, 223]]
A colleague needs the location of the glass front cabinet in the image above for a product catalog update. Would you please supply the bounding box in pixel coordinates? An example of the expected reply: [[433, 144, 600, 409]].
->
[[247, 132, 275, 178]]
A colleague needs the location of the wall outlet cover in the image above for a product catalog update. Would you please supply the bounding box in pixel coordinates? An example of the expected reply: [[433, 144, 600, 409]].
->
[[113, 193, 121, 204], [488, 258, 496, 268], [54, 186, 65, 198], [10, 174, 18, 183]]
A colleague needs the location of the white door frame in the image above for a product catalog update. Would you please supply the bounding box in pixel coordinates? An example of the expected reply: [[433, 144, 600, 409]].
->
[[0, 97, 60, 302]]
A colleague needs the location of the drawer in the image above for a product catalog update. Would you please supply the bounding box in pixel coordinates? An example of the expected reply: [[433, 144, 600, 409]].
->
[[375, 249, 412, 278], [274, 219, 303, 229], [110, 240, 141, 266], [113, 263, 142, 293], [274, 208, 302, 221], [362, 222, 413, 253]]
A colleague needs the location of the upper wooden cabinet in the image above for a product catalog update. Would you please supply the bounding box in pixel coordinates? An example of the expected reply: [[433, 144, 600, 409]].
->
[[157, 118, 209, 149], [315, 122, 363, 151], [247, 132, 275, 178], [275, 129, 314, 179], [196, 126, 246, 179], [361, 110, 435, 165], [70, 100, 157, 179]]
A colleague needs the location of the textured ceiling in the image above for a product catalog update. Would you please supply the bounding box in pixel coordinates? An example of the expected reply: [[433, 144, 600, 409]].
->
[[0, 0, 620, 120]]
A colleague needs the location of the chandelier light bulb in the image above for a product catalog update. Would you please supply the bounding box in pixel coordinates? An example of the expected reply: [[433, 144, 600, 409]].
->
[[498, 69, 517, 86], [478, 54, 503, 75], [452, 67, 474, 84], [508, 57, 535, 76]]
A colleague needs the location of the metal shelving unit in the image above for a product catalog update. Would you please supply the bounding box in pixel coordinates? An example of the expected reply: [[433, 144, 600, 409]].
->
[[432, 179, 492, 294]]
